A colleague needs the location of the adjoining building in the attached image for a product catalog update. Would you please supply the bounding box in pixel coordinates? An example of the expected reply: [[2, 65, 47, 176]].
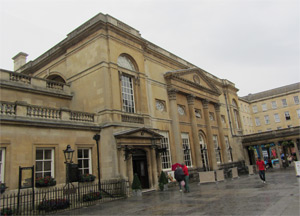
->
[[239, 83, 300, 165]]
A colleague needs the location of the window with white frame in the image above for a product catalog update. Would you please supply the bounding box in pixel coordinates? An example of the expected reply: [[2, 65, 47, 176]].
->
[[78, 149, 92, 175], [297, 109, 300, 118], [264, 115, 270, 124], [159, 131, 172, 170], [271, 101, 277, 109], [262, 103, 267, 111], [255, 117, 261, 126], [285, 111, 291, 120], [121, 74, 135, 113], [274, 113, 280, 123], [282, 99, 287, 107], [224, 136, 232, 162], [181, 133, 192, 167], [252, 105, 258, 113], [0, 148, 5, 183], [35, 149, 54, 178], [213, 135, 221, 163], [294, 96, 299, 104]]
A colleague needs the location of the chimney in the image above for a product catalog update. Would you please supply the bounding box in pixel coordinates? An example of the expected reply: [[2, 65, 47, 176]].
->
[[12, 52, 28, 72]]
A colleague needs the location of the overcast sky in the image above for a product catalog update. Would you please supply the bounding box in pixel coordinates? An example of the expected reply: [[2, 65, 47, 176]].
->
[[0, 0, 299, 96]]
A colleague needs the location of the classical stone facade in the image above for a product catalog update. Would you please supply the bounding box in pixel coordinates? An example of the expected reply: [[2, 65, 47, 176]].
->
[[0, 13, 254, 190]]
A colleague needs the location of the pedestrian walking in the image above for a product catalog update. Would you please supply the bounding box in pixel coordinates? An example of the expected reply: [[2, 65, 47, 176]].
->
[[181, 163, 190, 192], [174, 165, 185, 192], [256, 157, 266, 183]]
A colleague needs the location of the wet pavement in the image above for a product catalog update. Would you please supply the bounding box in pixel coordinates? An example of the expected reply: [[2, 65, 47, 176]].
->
[[60, 167, 299, 215]]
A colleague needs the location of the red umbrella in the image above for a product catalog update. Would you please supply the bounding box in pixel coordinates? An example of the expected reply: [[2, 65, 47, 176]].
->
[[171, 163, 183, 171]]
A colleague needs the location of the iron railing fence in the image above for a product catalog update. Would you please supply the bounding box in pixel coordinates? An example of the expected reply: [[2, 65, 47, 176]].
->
[[0, 179, 129, 215]]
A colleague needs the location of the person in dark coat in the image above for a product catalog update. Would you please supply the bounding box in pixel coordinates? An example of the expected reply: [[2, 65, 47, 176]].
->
[[174, 165, 185, 192]]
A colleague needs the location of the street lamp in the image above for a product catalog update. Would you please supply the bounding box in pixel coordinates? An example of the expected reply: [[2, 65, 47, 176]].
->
[[63, 145, 74, 164], [228, 146, 233, 161], [217, 146, 222, 163], [93, 134, 101, 192]]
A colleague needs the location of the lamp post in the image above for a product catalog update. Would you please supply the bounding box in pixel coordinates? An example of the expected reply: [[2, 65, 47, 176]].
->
[[93, 134, 101, 192], [217, 146, 222, 163], [201, 146, 207, 171], [228, 146, 233, 162], [63, 145, 74, 197]]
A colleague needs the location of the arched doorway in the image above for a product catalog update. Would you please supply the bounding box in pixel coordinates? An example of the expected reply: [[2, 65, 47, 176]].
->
[[199, 133, 210, 171], [132, 149, 149, 189]]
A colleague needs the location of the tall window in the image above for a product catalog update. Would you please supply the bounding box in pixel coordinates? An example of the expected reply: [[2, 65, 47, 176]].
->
[[262, 103, 267, 111], [252, 105, 258, 113], [35, 149, 54, 178], [297, 109, 300, 118], [264, 115, 270, 124], [294, 96, 299, 104], [181, 133, 192, 167], [0, 148, 5, 183], [224, 136, 232, 162], [255, 117, 261, 126], [271, 101, 277, 109], [274, 113, 280, 123], [282, 99, 287, 107], [199, 134, 209, 170], [78, 149, 92, 175], [121, 74, 135, 113], [159, 131, 172, 170], [285, 111, 291, 120], [213, 135, 221, 163]]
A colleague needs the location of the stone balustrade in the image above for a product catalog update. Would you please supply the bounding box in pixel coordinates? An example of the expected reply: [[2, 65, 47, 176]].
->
[[0, 69, 71, 94], [0, 101, 95, 123]]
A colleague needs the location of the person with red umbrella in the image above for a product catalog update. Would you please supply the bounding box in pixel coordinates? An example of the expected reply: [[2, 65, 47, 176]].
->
[[182, 163, 190, 192], [174, 164, 185, 192]]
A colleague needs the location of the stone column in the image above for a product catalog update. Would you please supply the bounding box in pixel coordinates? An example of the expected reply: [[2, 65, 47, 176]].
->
[[168, 89, 184, 163], [146, 150, 154, 188], [243, 147, 250, 165], [127, 156, 133, 185], [151, 147, 158, 189], [187, 95, 203, 168], [118, 147, 127, 178], [258, 145, 263, 159], [292, 139, 300, 161], [202, 99, 218, 170], [275, 142, 283, 168], [214, 103, 229, 163]]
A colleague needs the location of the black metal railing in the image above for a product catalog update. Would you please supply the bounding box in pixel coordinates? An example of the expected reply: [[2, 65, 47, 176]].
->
[[0, 179, 129, 215]]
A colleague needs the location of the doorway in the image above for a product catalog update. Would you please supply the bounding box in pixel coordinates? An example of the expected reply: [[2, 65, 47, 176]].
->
[[132, 149, 149, 189]]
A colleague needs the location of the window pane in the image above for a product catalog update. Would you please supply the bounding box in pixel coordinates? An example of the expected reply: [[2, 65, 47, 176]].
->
[[78, 160, 83, 168], [44, 161, 51, 171], [84, 169, 89, 174], [78, 150, 82, 159], [36, 173, 42, 178], [36, 150, 43, 160], [83, 159, 89, 168], [84, 150, 89, 158], [44, 172, 51, 177], [36, 161, 42, 171], [44, 150, 52, 160]]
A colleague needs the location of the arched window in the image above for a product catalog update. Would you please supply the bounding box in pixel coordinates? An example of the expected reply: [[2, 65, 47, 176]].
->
[[199, 132, 209, 171], [46, 74, 66, 83], [117, 54, 138, 113], [117, 55, 137, 71]]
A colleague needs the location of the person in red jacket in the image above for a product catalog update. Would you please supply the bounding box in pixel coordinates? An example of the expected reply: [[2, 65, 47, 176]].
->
[[181, 163, 190, 192], [256, 157, 266, 183]]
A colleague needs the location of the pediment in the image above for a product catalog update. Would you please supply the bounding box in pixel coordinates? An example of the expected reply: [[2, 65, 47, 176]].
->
[[114, 127, 163, 139], [164, 68, 221, 96]]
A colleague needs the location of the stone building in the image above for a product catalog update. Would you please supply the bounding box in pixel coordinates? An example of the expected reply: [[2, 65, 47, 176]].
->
[[0, 13, 253, 190], [239, 83, 300, 165]]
